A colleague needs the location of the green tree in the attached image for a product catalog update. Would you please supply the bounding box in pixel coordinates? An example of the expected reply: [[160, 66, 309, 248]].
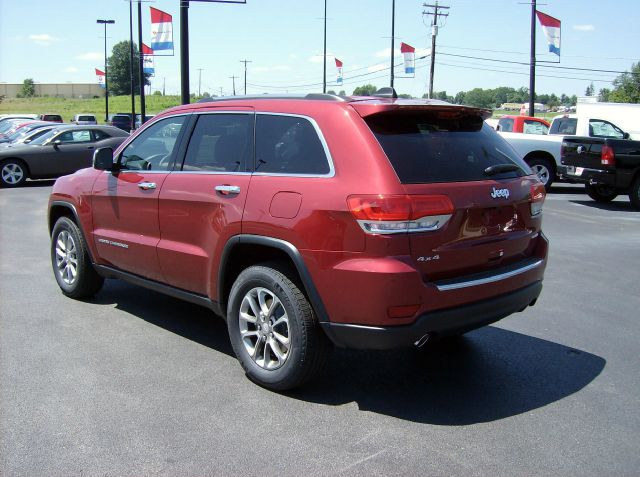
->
[[462, 88, 494, 108], [152, 90, 162, 96], [570, 95, 577, 106], [352, 84, 378, 96], [453, 91, 466, 104], [609, 62, 640, 103], [598, 88, 611, 102], [338, 90, 346, 96], [585, 82, 595, 96], [17, 78, 36, 98], [107, 41, 150, 96], [326, 89, 337, 95]]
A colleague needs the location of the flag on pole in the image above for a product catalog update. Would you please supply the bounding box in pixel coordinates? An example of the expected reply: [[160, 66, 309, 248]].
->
[[142, 43, 155, 76], [400, 42, 415, 76], [335, 58, 343, 85], [95, 68, 105, 88], [150, 7, 174, 53], [536, 10, 561, 57]]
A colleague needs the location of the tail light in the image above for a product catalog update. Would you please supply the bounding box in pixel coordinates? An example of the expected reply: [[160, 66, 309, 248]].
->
[[601, 144, 615, 167], [530, 183, 546, 216], [347, 194, 454, 234]]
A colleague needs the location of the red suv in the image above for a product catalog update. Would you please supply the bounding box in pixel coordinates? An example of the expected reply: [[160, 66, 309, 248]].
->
[[48, 90, 548, 390]]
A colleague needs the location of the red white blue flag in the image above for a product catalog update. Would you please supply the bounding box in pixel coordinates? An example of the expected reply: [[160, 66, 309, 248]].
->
[[95, 68, 105, 88], [142, 43, 155, 76], [335, 58, 343, 85], [536, 10, 561, 57], [150, 7, 173, 53], [401, 42, 415, 76]]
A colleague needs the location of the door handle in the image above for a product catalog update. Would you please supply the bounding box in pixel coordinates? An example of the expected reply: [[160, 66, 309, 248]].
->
[[86, 146, 95, 150], [138, 181, 157, 190], [215, 185, 241, 195]]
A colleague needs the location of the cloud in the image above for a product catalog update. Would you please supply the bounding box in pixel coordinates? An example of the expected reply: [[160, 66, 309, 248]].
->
[[252, 65, 291, 73], [367, 63, 387, 73], [573, 24, 595, 31], [64, 67, 79, 73], [29, 34, 61, 46], [375, 47, 400, 58], [75, 52, 103, 61], [308, 53, 335, 63]]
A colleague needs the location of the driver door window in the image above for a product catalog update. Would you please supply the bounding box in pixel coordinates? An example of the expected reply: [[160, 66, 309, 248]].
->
[[119, 116, 186, 171]]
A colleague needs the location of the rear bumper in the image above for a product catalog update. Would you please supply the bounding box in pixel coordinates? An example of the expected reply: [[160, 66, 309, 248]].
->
[[558, 165, 616, 187], [321, 281, 542, 350]]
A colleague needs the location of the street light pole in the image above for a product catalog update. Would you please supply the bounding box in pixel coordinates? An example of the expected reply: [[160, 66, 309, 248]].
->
[[240, 60, 251, 95], [97, 19, 115, 122]]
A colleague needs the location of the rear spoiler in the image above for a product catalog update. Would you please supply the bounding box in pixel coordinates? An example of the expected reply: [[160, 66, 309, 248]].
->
[[350, 102, 493, 120]]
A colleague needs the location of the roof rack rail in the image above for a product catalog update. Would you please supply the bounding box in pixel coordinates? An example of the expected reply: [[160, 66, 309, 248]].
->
[[196, 93, 347, 103]]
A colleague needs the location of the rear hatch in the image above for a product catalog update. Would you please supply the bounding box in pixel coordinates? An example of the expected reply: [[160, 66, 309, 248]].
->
[[360, 105, 544, 282]]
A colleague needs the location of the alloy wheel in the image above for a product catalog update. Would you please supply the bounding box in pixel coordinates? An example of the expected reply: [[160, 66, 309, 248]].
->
[[55, 230, 78, 285], [1, 163, 24, 185]]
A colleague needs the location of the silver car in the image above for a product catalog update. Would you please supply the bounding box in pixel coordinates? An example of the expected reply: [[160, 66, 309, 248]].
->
[[71, 114, 98, 125]]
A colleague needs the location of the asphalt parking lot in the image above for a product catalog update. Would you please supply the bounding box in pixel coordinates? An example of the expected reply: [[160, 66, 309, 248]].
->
[[1, 181, 639, 476]]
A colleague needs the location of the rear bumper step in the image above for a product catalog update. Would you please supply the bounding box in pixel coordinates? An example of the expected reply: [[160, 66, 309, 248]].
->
[[321, 281, 543, 350]]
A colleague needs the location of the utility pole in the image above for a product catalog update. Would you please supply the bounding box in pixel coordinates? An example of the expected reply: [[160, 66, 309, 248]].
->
[[423, 1, 449, 99], [323, 0, 327, 93], [197, 68, 203, 97], [529, 0, 536, 116], [128, 0, 136, 130], [162, 77, 166, 96], [219, 86, 223, 97], [229, 75, 238, 95], [96, 19, 115, 122], [137, 0, 146, 127], [390, 0, 395, 88], [180, 0, 190, 104], [240, 60, 251, 95]]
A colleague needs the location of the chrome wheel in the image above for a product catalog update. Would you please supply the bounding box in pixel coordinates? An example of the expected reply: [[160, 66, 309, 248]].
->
[[1, 162, 24, 185], [531, 163, 550, 186], [55, 230, 78, 285], [239, 287, 291, 370]]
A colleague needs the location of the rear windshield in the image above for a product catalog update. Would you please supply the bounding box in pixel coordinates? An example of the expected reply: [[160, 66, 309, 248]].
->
[[365, 112, 529, 184], [78, 115, 95, 121], [549, 117, 577, 135]]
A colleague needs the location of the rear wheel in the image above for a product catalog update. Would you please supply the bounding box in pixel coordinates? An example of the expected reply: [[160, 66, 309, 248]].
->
[[527, 157, 555, 190], [0, 159, 28, 187], [227, 264, 331, 391], [51, 217, 104, 299], [630, 176, 640, 210], [585, 183, 618, 203]]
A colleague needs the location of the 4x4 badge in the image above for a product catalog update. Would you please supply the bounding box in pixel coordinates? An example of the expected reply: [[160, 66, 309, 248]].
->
[[490, 187, 510, 199]]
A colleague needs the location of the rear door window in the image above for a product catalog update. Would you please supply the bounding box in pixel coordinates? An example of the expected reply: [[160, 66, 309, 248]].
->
[[254, 114, 330, 175], [523, 120, 549, 135], [365, 112, 529, 184], [181, 113, 253, 173]]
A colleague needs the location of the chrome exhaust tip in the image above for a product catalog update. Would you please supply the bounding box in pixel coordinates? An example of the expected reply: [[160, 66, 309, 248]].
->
[[414, 334, 431, 348]]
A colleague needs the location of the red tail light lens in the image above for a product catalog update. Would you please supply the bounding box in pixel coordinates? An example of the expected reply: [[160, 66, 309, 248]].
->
[[601, 144, 615, 167], [348, 195, 454, 234], [530, 183, 546, 216]]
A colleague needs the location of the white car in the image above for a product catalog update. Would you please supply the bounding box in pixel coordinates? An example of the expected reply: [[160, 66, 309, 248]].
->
[[71, 114, 98, 125]]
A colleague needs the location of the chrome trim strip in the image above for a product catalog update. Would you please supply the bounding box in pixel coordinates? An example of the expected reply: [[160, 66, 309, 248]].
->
[[328, 323, 386, 331], [436, 259, 544, 291]]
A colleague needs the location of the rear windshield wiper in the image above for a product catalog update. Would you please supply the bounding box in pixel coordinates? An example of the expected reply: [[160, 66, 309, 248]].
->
[[484, 163, 522, 176]]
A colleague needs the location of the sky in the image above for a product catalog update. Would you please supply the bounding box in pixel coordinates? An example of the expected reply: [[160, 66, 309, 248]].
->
[[1, 0, 639, 99]]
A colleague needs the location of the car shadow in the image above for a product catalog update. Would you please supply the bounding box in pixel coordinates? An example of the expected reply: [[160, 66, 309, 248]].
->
[[88, 281, 605, 426], [548, 185, 584, 195], [570, 199, 637, 212], [89, 279, 235, 357], [289, 327, 605, 425], [25, 179, 56, 188]]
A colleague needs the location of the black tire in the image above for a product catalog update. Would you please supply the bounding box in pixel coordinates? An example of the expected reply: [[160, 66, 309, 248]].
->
[[527, 157, 555, 191], [585, 183, 618, 203], [51, 217, 104, 299], [227, 263, 331, 391], [0, 159, 28, 187], [630, 176, 640, 210]]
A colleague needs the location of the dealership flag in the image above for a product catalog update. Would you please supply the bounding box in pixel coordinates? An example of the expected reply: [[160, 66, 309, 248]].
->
[[335, 58, 343, 85], [536, 10, 561, 57], [150, 7, 174, 53], [142, 43, 155, 76], [95, 68, 105, 88], [400, 42, 415, 75]]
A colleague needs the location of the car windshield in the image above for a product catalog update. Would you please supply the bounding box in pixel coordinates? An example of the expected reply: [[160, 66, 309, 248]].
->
[[0, 121, 23, 134], [29, 129, 60, 145]]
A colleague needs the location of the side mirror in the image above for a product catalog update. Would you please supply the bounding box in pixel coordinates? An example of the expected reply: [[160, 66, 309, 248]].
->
[[623, 132, 630, 140], [52, 139, 62, 149], [93, 147, 115, 171]]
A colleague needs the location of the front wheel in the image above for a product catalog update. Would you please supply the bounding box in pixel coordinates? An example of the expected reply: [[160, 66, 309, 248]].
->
[[527, 157, 555, 191], [0, 159, 28, 187], [630, 176, 640, 210], [227, 264, 331, 391], [51, 217, 104, 299], [585, 183, 618, 203]]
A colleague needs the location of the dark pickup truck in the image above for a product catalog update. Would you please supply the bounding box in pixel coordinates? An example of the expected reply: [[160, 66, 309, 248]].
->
[[559, 137, 640, 209]]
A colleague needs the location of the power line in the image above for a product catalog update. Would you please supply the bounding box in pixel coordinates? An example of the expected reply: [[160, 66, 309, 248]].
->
[[423, 2, 449, 98]]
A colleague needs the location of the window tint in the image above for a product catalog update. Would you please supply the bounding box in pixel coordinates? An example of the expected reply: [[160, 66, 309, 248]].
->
[[497, 117, 514, 132], [57, 130, 92, 143], [365, 113, 529, 184], [550, 117, 577, 135], [523, 120, 549, 135], [182, 114, 252, 172], [255, 115, 330, 175], [589, 119, 624, 139], [119, 116, 186, 171]]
